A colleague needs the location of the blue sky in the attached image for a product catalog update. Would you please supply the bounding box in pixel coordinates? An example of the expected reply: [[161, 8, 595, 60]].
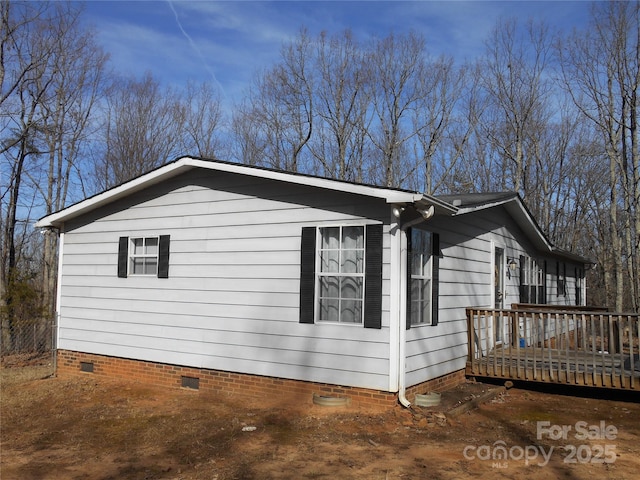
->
[[83, 1, 594, 104]]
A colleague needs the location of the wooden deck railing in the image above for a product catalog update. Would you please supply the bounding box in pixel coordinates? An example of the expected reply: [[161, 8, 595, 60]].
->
[[466, 307, 640, 390]]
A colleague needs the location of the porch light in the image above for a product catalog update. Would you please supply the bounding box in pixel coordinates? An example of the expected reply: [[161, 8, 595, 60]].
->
[[418, 205, 435, 220], [392, 206, 405, 218]]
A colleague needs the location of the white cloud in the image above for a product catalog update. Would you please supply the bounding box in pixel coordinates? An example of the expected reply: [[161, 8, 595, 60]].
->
[[83, 0, 594, 103]]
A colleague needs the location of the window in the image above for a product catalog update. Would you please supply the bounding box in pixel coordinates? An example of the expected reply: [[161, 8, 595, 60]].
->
[[409, 229, 433, 326], [130, 237, 159, 275], [519, 256, 545, 303], [318, 226, 365, 323], [118, 235, 170, 279], [299, 224, 382, 328]]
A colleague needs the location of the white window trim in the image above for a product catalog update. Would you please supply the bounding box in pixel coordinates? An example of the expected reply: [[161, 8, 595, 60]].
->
[[409, 229, 433, 327], [129, 236, 159, 276], [522, 257, 543, 288], [315, 224, 367, 325]]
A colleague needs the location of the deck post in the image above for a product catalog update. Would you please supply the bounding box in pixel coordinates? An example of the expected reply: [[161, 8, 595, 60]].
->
[[465, 307, 640, 391]]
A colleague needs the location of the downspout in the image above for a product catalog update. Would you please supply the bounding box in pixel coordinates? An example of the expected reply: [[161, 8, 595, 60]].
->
[[54, 229, 64, 375], [396, 210, 434, 408]]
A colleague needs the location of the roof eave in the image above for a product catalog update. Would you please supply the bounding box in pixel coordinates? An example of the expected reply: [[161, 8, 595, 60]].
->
[[455, 195, 552, 251], [35, 156, 434, 228], [415, 196, 458, 215], [456, 196, 595, 264], [551, 247, 596, 265], [185, 158, 426, 203], [35, 158, 195, 229]]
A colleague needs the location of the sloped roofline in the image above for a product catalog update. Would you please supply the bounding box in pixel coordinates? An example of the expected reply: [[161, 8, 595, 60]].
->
[[437, 192, 594, 264], [35, 156, 456, 229], [35, 157, 592, 265]]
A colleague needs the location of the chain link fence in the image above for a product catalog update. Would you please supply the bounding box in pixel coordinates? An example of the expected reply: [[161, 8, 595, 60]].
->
[[0, 316, 56, 379]]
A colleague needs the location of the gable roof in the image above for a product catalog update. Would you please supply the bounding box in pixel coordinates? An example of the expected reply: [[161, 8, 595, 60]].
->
[[437, 191, 548, 248], [436, 192, 518, 208], [437, 192, 593, 264], [35, 156, 456, 229], [35, 156, 591, 265]]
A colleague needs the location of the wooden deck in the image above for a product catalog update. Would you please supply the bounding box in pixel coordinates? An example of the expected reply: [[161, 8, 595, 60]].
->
[[466, 307, 640, 390]]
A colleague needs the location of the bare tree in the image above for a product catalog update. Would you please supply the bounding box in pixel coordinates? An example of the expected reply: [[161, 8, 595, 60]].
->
[[0, 1, 49, 115], [479, 18, 554, 196], [231, 98, 267, 167], [233, 29, 464, 191], [233, 29, 314, 172], [366, 32, 428, 187], [1, 1, 106, 345], [34, 4, 107, 318], [557, 1, 640, 311], [309, 30, 370, 182], [95, 72, 185, 189], [409, 56, 468, 194], [2, 2, 58, 346], [180, 81, 227, 159]]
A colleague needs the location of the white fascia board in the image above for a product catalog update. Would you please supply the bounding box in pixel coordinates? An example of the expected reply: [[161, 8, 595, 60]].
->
[[454, 198, 513, 215], [415, 196, 458, 215], [456, 197, 552, 252], [36, 156, 425, 228], [184, 158, 423, 204], [35, 159, 194, 228], [509, 201, 552, 250]]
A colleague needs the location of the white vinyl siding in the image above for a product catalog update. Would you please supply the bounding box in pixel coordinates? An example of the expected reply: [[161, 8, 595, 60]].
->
[[404, 208, 557, 387], [58, 169, 391, 391], [54, 164, 588, 394]]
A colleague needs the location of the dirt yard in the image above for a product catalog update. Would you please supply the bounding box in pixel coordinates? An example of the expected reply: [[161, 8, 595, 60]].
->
[[2, 365, 640, 480]]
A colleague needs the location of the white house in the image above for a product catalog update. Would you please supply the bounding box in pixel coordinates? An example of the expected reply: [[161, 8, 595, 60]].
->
[[36, 156, 590, 407]]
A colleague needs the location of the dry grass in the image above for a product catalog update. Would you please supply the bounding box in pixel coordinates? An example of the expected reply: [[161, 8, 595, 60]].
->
[[2, 366, 640, 480]]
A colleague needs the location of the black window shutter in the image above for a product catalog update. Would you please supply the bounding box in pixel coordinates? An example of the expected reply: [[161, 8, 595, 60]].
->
[[406, 228, 413, 330], [299, 227, 316, 324], [519, 255, 528, 303], [364, 224, 383, 329], [158, 235, 170, 278], [431, 232, 440, 326], [118, 237, 128, 278]]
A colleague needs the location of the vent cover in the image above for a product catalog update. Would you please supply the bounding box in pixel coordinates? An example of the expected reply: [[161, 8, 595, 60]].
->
[[80, 362, 94, 373], [181, 376, 200, 390]]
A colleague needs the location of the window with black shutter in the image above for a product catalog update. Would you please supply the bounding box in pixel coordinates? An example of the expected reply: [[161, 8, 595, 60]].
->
[[406, 228, 439, 328], [519, 255, 544, 304], [117, 235, 170, 279], [299, 224, 382, 329]]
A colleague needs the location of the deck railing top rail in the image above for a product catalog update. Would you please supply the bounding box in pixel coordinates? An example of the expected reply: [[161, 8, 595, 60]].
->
[[466, 306, 640, 390], [510, 303, 614, 313], [467, 306, 639, 317]]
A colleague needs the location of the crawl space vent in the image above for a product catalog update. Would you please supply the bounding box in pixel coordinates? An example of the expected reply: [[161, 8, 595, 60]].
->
[[181, 376, 200, 390], [79, 362, 94, 373]]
